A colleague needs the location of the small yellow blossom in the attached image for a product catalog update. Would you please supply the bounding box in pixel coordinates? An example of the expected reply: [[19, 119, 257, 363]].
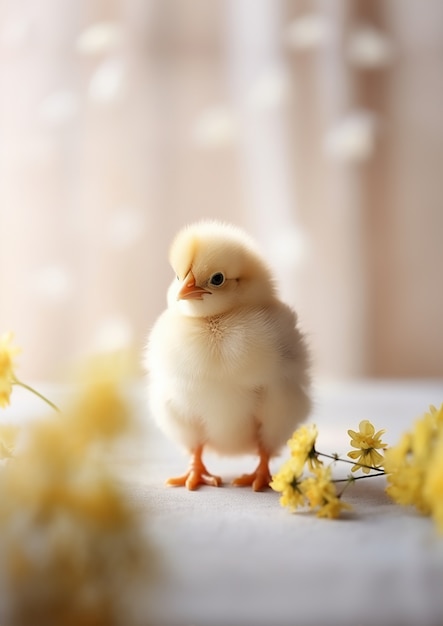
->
[[410, 412, 435, 463], [429, 403, 443, 429], [68, 354, 132, 443], [270, 457, 306, 512], [301, 466, 351, 519], [0, 424, 20, 460], [317, 497, 351, 520], [347, 420, 387, 473], [385, 407, 442, 516], [279, 487, 306, 512], [385, 462, 428, 512], [423, 429, 443, 532], [384, 432, 421, 508], [383, 432, 411, 472], [287, 424, 322, 471], [71, 379, 130, 443], [301, 466, 333, 508], [0, 333, 20, 408]]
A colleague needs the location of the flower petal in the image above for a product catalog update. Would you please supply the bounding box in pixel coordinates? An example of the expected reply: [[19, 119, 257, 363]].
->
[[359, 420, 375, 436]]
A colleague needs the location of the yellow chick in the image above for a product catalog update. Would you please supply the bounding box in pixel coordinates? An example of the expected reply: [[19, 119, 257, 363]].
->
[[145, 221, 311, 491]]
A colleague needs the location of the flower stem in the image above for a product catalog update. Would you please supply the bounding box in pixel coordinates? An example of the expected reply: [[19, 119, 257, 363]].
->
[[336, 476, 355, 498], [318, 451, 385, 473], [333, 471, 386, 498], [12, 379, 60, 413], [333, 473, 386, 484]]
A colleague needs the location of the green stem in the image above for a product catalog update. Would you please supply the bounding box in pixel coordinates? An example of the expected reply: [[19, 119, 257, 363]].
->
[[13, 379, 60, 413], [318, 451, 385, 473]]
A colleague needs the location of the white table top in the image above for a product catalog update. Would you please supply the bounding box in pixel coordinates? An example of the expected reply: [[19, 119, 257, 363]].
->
[[3, 378, 443, 626]]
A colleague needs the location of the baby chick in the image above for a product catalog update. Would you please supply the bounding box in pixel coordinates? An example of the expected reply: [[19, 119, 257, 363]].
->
[[145, 221, 311, 491]]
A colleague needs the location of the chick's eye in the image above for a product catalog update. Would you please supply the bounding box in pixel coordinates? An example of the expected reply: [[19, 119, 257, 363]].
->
[[209, 272, 225, 287]]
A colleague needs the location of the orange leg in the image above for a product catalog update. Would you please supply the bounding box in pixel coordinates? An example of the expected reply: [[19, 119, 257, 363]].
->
[[232, 447, 271, 492], [166, 445, 222, 490]]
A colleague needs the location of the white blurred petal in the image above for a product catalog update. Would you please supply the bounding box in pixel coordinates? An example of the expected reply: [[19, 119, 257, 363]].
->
[[324, 112, 378, 162], [247, 68, 288, 110], [31, 266, 73, 301], [88, 58, 124, 103], [192, 107, 236, 147], [269, 228, 307, 270], [76, 22, 122, 55], [107, 209, 146, 248], [40, 91, 79, 126], [284, 14, 330, 50], [348, 25, 394, 68], [93, 317, 133, 352]]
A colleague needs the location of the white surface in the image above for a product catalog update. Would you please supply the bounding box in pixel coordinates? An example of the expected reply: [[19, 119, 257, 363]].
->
[[130, 379, 443, 626], [4, 379, 443, 626]]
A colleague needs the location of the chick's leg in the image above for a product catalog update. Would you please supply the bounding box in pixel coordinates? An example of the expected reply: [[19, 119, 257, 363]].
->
[[166, 445, 222, 490], [232, 446, 271, 492]]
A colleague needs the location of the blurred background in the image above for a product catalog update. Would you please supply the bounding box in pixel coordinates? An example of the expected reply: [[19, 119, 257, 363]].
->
[[1, 0, 442, 382]]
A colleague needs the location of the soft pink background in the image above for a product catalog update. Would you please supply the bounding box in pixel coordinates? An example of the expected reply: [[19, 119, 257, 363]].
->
[[1, 0, 442, 380]]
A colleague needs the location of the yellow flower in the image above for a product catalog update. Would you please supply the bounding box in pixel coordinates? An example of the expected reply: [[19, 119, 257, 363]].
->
[[383, 432, 411, 472], [0, 355, 153, 623], [317, 497, 351, 520], [287, 424, 322, 471], [385, 408, 442, 515], [301, 466, 351, 519], [384, 432, 422, 508], [347, 420, 387, 473], [37, 478, 132, 530], [0, 424, 20, 460], [71, 379, 130, 443], [385, 463, 428, 512], [423, 430, 443, 532], [429, 403, 443, 429], [411, 412, 435, 463], [270, 457, 306, 512], [67, 354, 133, 443], [0, 333, 20, 408], [301, 466, 333, 508], [279, 487, 306, 512]]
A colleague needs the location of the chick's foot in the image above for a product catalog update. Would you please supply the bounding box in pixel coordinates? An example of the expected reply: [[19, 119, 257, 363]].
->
[[232, 449, 271, 491], [232, 469, 271, 492], [166, 447, 222, 490]]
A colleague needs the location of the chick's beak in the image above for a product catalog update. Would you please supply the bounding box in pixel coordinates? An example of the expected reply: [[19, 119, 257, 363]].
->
[[177, 271, 210, 300]]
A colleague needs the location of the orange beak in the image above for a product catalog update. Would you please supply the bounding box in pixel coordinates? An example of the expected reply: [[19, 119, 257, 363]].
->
[[177, 271, 210, 300]]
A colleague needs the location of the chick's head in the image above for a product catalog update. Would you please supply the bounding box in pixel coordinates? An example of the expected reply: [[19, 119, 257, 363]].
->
[[167, 221, 276, 317]]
